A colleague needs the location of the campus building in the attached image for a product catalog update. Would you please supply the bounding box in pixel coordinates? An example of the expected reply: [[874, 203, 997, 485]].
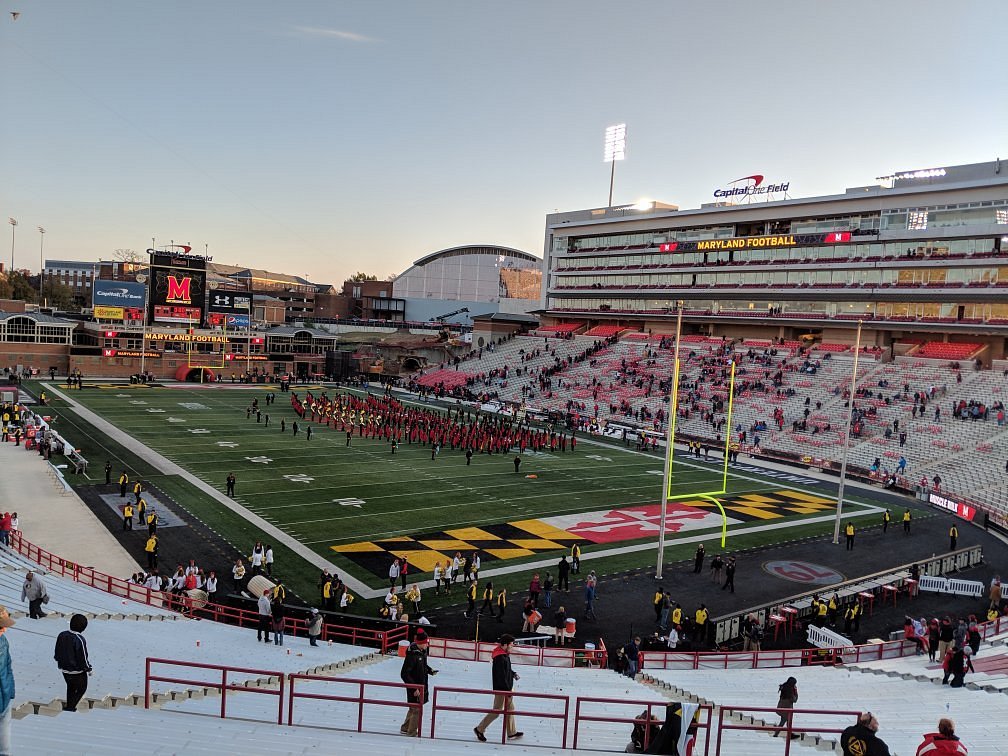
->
[[541, 159, 1008, 359], [392, 244, 542, 324]]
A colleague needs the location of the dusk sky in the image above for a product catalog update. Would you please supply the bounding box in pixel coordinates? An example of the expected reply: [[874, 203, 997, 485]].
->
[[2, 1, 1005, 284]]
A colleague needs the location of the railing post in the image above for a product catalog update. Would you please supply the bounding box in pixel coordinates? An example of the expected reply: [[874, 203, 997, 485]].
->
[[277, 671, 285, 726], [357, 681, 365, 732], [429, 687, 438, 739], [560, 692, 569, 748], [715, 706, 726, 755], [287, 674, 295, 726], [144, 658, 151, 709], [220, 669, 228, 719]]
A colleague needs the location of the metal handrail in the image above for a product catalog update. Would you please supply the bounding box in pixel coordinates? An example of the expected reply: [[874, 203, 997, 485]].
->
[[572, 696, 713, 754], [716, 704, 861, 756], [430, 685, 569, 747], [144, 657, 285, 724], [287, 673, 423, 734]]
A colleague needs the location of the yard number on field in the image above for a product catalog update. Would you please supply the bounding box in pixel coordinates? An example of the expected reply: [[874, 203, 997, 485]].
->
[[333, 497, 365, 508]]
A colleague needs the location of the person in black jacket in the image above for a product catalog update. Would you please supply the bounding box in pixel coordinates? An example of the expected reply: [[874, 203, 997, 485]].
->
[[399, 629, 437, 737], [840, 712, 891, 756], [54, 614, 92, 711], [473, 634, 522, 742], [557, 555, 570, 592]]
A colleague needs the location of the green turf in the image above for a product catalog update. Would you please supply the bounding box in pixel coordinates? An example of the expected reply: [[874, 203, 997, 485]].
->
[[34, 381, 902, 604]]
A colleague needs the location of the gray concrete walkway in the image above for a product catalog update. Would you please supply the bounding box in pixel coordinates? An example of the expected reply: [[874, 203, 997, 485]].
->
[[0, 440, 143, 577]]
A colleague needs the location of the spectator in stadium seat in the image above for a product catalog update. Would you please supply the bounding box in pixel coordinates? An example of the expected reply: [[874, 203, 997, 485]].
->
[[841, 712, 891, 756], [916, 717, 968, 755]]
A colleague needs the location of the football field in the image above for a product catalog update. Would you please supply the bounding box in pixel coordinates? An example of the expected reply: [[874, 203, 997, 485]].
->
[[43, 382, 886, 596]]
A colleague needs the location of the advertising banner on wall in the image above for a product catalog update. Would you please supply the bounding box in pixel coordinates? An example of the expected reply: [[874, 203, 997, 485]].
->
[[148, 251, 207, 326], [94, 305, 125, 320], [207, 313, 251, 329], [93, 280, 147, 308]]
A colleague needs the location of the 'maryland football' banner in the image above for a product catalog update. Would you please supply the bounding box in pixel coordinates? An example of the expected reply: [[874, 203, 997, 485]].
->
[[93, 280, 147, 308], [658, 231, 851, 253], [148, 251, 207, 325]]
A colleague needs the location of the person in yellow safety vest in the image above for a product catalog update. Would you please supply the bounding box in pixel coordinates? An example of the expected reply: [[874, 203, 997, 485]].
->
[[571, 543, 581, 574], [137, 497, 147, 527], [272, 583, 286, 603], [495, 587, 507, 623], [653, 589, 664, 622], [480, 582, 496, 617], [949, 525, 958, 551], [144, 534, 158, 570], [465, 581, 477, 618], [816, 598, 829, 628], [694, 604, 708, 649], [882, 509, 891, 533], [845, 522, 856, 551], [671, 604, 683, 629], [119, 471, 129, 498], [122, 503, 134, 531], [133, 480, 143, 504], [322, 577, 334, 611], [146, 510, 158, 537], [827, 594, 839, 627], [843, 603, 857, 635], [903, 509, 912, 534]]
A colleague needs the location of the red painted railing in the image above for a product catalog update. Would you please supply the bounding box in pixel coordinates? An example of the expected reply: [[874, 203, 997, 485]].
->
[[287, 673, 423, 733], [430, 686, 570, 747], [640, 639, 918, 671], [425, 636, 607, 668], [9, 531, 402, 653], [144, 657, 285, 724], [572, 696, 713, 754], [715, 704, 861, 755]]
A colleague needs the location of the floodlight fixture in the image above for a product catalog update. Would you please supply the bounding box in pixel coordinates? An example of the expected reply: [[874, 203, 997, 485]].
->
[[603, 123, 626, 162], [603, 123, 627, 207]]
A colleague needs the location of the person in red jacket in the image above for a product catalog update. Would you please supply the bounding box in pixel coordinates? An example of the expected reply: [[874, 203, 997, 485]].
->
[[916, 717, 968, 755]]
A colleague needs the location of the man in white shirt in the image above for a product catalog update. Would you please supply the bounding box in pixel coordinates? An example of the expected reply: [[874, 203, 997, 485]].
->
[[257, 590, 272, 643], [264, 546, 274, 578], [666, 627, 679, 650]]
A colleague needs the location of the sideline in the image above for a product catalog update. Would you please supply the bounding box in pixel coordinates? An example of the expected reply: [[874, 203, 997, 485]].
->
[[43, 384, 376, 596]]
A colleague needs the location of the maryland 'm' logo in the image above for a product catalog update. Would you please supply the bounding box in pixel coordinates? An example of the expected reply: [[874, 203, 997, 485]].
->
[[166, 275, 192, 303]]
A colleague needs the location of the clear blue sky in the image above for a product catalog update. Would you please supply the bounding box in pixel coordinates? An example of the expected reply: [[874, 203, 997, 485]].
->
[[2, 1, 1005, 284]]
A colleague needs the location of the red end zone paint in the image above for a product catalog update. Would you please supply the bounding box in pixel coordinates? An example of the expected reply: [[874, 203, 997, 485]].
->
[[542, 503, 733, 544]]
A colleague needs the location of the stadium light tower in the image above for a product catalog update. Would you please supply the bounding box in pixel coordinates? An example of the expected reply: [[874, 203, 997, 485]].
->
[[833, 319, 864, 544], [37, 227, 46, 306], [7, 217, 16, 272], [603, 123, 626, 207]]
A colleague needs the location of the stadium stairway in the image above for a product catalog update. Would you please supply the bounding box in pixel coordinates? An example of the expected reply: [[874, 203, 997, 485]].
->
[[11, 706, 577, 756], [845, 628, 1008, 693], [641, 665, 1007, 755], [0, 548, 178, 620]]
